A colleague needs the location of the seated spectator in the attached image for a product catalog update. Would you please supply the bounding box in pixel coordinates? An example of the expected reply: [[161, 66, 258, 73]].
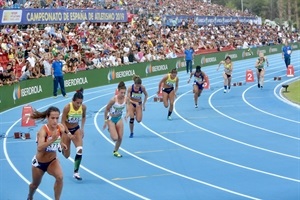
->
[[32, 62, 45, 79], [19, 65, 34, 81]]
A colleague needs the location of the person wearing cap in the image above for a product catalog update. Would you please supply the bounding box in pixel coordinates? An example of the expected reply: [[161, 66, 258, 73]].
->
[[217, 56, 233, 93], [188, 65, 207, 108], [255, 52, 269, 89]]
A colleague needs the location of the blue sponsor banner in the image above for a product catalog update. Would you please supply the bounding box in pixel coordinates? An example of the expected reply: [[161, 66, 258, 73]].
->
[[0, 9, 128, 24], [163, 15, 258, 26]]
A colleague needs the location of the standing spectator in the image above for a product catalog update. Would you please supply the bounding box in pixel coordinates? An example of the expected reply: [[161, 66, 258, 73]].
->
[[52, 54, 67, 98], [282, 41, 292, 68], [184, 44, 194, 73]]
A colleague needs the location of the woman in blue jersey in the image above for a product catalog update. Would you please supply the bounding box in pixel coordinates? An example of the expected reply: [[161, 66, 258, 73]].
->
[[127, 74, 148, 138], [28, 106, 67, 200], [187, 66, 207, 108], [217, 56, 233, 93], [61, 88, 87, 180], [158, 68, 179, 120], [103, 81, 129, 158], [255, 52, 269, 89]]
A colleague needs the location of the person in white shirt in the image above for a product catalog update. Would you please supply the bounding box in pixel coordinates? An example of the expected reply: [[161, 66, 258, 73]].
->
[[27, 52, 36, 68]]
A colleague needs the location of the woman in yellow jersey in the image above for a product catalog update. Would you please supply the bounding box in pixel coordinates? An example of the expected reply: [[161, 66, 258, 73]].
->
[[127, 74, 148, 138], [103, 81, 129, 158], [61, 88, 86, 180], [158, 68, 179, 120], [217, 56, 233, 93], [255, 52, 269, 89], [28, 106, 67, 200]]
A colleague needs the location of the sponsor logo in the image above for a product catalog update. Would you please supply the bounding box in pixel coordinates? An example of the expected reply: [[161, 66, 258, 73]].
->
[[242, 51, 252, 58], [13, 84, 21, 101], [225, 53, 238, 59], [115, 69, 135, 79], [201, 56, 217, 64], [256, 49, 266, 56], [107, 69, 116, 81], [13, 84, 43, 103], [65, 77, 88, 87], [146, 64, 168, 74], [269, 47, 278, 53], [145, 64, 152, 74], [291, 44, 298, 49]]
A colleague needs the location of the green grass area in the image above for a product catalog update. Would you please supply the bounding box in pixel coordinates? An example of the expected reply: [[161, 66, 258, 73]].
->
[[282, 79, 300, 105]]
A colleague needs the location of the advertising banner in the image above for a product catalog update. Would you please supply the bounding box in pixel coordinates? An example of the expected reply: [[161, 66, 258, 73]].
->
[[0, 9, 128, 24]]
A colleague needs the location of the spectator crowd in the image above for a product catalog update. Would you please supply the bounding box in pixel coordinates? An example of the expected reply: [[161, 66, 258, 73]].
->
[[0, 0, 299, 86]]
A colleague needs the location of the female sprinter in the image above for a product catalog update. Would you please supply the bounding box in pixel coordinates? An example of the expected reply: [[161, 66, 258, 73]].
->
[[158, 68, 179, 120], [217, 56, 233, 93], [187, 65, 207, 108], [28, 106, 67, 200], [103, 81, 129, 158], [61, 88, 87, 180], [255, 52, 269, 89], [127, 74, 148, 138]]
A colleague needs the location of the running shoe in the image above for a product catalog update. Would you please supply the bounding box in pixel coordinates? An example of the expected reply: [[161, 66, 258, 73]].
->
[[258, 83, 260, 88], [113, 151, 122, 158], [227, 89, 231, 93], [73, 173, 82, 180], [129, 133, 134, 138], [195, 104, 198, 108], [167, 116, 172, 120], [224, 89, 227, 93]]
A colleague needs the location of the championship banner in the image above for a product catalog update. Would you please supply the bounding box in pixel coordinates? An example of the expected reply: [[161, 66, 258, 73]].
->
[[0, 9, 128, 24]]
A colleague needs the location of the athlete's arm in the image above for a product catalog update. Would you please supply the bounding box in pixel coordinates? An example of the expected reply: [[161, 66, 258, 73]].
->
[[142, 85, 148, 105], [36, 127, 56, 152], [61, 104, 70, 134], [81, 104, 87, 131], [175, 77, 179, 94], [158, 75, 167, 93]]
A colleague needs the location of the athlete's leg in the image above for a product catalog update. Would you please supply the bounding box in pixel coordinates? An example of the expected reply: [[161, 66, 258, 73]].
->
[[71, 128, 83, 179], [28, 166, 45, 200], [47, 159, 63, 200]]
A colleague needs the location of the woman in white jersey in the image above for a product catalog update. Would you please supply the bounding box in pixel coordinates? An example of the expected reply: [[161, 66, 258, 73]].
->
[[103, 81, 129, 158], [127, 74, 148, 138], [255, 52, 269, 89], [61, 88, 87, 180], [27, 106, 67, 200], [217, 56, 233, 93], [158, 68, 179, 120]]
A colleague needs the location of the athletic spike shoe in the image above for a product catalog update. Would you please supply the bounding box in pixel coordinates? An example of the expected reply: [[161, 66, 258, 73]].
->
[[73, 173, 82, 180], [113, 151, 122, 158], [167, 116, 172, 120], [129, 133, 134, 138]]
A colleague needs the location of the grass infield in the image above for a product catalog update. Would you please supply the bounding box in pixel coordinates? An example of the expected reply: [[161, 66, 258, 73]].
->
[[282, 79, 300, 105]]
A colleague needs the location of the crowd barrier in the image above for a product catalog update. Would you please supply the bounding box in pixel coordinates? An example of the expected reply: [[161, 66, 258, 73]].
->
[[0, 43, 299, 112]]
